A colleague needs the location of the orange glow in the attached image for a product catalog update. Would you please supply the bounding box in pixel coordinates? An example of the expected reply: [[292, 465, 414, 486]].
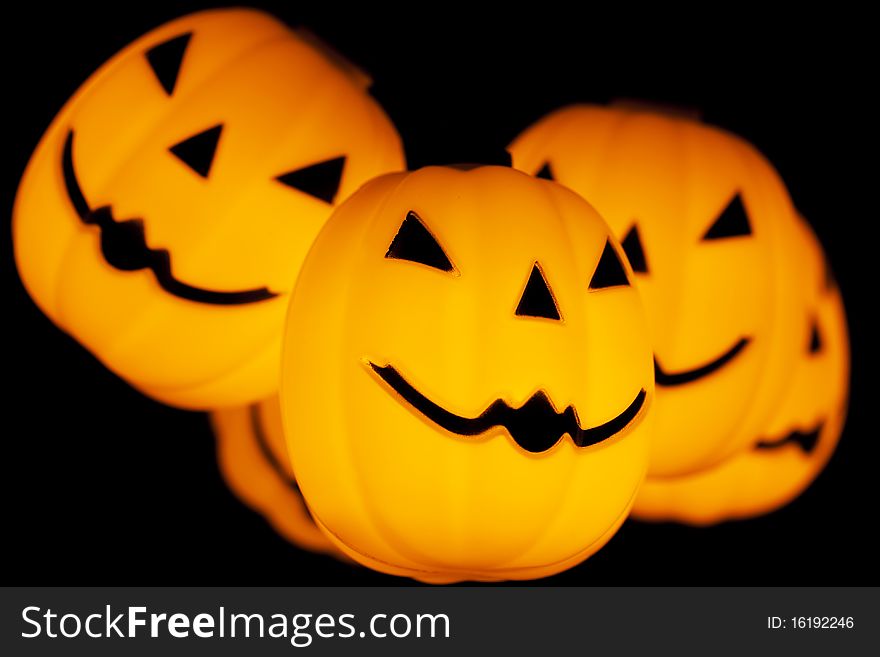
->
[[211, 396, 348, 558], [13, 9, 404, 409], [510, 104, 807, 477], [633, 222, 849, 523], [280, 165, 655, 582]]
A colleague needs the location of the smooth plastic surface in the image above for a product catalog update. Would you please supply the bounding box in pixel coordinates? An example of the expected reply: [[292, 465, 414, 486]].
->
[[13, 8, 404, 409], [510, 105, 807, 477], [211, 396, 346, 557], [280, 166, 655, 582], [632, 222, 849, 523]]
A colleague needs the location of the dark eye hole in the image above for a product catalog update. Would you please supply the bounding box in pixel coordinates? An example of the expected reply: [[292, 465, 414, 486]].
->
[[809, 318, 823, 355], [535, 162, 554, 180], [385, 211, 455, 273], [169, 124, 223, 179], [589, 239, 630, 290], [275, 156, 346, 204], [621, 224, 648, 273], [515, 262, 562, 321], [146, 32, 191, 96], [702, 192, 752, 240]]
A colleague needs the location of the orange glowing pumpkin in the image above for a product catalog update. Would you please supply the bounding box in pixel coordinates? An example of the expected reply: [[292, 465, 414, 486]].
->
[[13, 9, 404, 409], [632, 221, 849, 523], [280, 162, 655, 582], [510, 104, 807, 477]]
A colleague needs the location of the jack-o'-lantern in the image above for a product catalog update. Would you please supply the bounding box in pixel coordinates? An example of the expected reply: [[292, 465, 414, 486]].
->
[[510, 104, 806, 476], [632, 221, 849, 524], [13, 9, 404, 409], [280, 163, 655, 582], [211, 397, 346, 558]]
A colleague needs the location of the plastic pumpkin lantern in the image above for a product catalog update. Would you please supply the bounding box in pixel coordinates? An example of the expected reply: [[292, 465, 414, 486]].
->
[[13, 9, 404, 409], [632, 222, 849, 524], [510, 104, 806, 477], [211, 397, 346, 558], [280, 163, 655, 583]]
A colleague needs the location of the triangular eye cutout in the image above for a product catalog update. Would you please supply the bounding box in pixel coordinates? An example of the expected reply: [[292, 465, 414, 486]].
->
[[809, 319, 823, 354], [621, 224, 648, 273], [169, 124, 223, 178], [385, 211, 455, 273], [276, 157, 346, 204], [589, 240, 630, 290], [535, 162, 555, 180], [702, 193, 752, 240], [515, 263, 561, 321], [146, 32, 191, 96]]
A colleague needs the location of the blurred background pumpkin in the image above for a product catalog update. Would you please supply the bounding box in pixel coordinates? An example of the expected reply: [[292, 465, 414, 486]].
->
[[5, 0, 870, 584]]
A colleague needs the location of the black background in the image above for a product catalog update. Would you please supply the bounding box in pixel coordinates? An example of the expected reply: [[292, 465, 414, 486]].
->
[[5, 3, 875, 585]]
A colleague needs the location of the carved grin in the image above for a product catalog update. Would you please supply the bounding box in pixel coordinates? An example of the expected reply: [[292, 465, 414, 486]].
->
[[62, 130, 277, 305], [755, 422, 823, 455], [368, 362, 647, 453], [654, 337, 750, 387]]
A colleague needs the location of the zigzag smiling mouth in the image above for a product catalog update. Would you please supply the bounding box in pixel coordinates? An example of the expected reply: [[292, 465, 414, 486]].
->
[[653, 337, 750, 387], [755, 422, 823, 455], [369, 362, 647, 454], [62, 130, 277, 305]]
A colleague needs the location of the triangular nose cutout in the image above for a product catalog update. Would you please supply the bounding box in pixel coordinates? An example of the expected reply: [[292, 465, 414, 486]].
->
[[169, 124, 223, 178], [515, 263, 561, 321]]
